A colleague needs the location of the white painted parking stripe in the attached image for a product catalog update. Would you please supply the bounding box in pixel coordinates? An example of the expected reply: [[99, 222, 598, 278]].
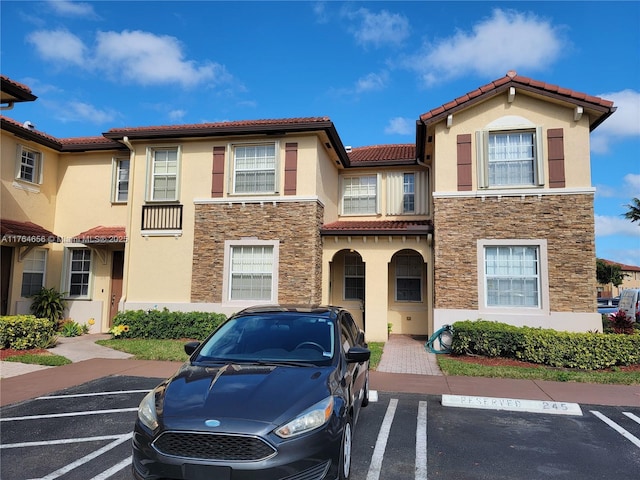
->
[[415, 400, 427, 480], [1, 435, 126, 449], [591, 411, 640, 449], [26, 434, 131, 480], [90, 456, 132, 480], [38, 390, 150, 400], [366, 398, 398, 480], [0, 407, 138, 422], [623, 412, 640, 425], [442, 394, 582, 416]]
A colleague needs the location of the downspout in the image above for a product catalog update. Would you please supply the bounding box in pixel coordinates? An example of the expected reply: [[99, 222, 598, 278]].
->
[[119, 136, 135, 315]]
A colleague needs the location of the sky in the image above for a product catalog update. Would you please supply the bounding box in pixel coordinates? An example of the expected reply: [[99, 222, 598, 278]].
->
[[1, 0, 639, 266]]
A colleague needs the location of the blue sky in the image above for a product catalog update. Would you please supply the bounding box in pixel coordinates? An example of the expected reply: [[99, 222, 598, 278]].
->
[[2, 0, 639, 266]]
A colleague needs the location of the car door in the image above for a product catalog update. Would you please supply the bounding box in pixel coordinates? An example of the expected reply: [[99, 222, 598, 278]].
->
[[340, 312, 367, 411]]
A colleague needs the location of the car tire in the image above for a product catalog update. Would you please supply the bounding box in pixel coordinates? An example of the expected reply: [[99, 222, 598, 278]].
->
[[361, 369, 370, 408], [339, 417, 353, 479]]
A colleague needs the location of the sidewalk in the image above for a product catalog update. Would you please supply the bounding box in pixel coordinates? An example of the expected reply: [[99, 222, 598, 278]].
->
[[1, 334, 639, 408]]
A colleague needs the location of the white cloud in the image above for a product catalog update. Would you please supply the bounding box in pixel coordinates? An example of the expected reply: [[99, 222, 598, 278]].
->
[[404, 9, 565, 86], [591, 89, 640, 154], [47, 0, 97, 18], [595, 214, 640, 237], [355, 71, 388, 93], [57, 101, 117, 124], [27, 29, 87, 65], [595, 173, 640, 200], [624, 173, 640, 194], [94, 30, 228, 87], [384, 117, 413, 135], [344, 7, 410, 48], [168, 109, 186, 121]]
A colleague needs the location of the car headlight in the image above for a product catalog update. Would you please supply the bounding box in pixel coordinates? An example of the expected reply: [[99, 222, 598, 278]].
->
[[138, 390, 159, 431], [275, 396, 334, 439]]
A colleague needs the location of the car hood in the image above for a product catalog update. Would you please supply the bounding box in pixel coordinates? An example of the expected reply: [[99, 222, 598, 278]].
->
[[158, 362, 334, 430]]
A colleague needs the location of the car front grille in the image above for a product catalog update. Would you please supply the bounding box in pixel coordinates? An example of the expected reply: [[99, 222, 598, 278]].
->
[[152, 431, 277, 462]]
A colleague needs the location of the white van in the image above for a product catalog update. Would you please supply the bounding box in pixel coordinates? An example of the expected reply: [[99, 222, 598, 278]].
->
[[618, 289, 640, 322]]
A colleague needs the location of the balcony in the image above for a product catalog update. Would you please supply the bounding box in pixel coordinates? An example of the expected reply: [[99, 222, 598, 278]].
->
[[141, 204, 183, 231]]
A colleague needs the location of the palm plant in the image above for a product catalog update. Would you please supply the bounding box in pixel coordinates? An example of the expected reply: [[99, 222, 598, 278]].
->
[[30, 287, 67, 328], [623, 197, 640, 224]]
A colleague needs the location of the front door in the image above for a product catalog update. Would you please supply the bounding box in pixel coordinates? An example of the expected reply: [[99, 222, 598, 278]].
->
[[109, 251, 124, 326], [1, 246, 13, 315]]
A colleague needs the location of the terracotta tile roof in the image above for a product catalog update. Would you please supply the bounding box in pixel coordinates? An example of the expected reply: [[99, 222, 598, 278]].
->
[[1, 75, 37, 103], [419, 70, 615, 130], [321, 220, 432, 235], [0, 219, 59, 243], [348, 144, 417, 165], [72, 226, 127, 244], [1, 115, 61, 146], [600, 259, 640, 272]]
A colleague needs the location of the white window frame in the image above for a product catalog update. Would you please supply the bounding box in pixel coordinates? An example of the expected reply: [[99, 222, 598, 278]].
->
[[394, 252, 423, 302], [15, 145, 43, 185], [64, 248, 92, 299], [341, 174, 381, 216], [231, 142, 279, 195], [112, 157, 130, 203], [146, 146, 181, 202], [386, 170, 429, 215], [343, 252, 365, 301], [21, 248, 47, 297], [476, 125, 544, 189], [477, 239, 549, 312], [403, 173, 415, 214], [222, 239, 279, 305]]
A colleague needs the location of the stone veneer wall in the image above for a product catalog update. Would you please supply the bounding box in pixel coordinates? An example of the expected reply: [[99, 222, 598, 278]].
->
[[191, 201, 324, 304], [433, 194, 596, 312]]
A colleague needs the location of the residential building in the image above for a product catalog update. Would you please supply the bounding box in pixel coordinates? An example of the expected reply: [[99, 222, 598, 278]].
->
[[597, 259, 640, 297], [0, 71, 615, 341]]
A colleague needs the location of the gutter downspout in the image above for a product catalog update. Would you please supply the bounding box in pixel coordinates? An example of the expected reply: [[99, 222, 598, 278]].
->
[[119, 136, 135, 316]]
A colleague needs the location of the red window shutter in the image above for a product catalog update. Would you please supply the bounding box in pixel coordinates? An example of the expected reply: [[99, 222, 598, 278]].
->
[[457, 134, 472, 191], [547, 128, 565, 188], [284, 142, 298, 195], [211, 146, 225, 197]]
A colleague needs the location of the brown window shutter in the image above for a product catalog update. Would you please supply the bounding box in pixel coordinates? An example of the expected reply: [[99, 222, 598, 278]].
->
[[547, 128, 565, 188], [457, 134, 472, 191], [284, 142, 298, 195], [211, 146, 225, 197]]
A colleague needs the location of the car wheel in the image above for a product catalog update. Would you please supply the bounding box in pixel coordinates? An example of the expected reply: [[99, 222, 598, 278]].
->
[[361, 369, 370, 408], [339, 417, 353, 479]]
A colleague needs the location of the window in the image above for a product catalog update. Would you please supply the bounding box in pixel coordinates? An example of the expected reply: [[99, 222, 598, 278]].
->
[[16, 145, 43, 184], [113, 158, 130, 202], [342, 175, 378, 215], [344, 253, 364, 301], [21, 249, 47, 297], [395, 252, 422, 302], [233, 144, 277, 194], [476, 126, 544, 188], [148, 147, 179, 201], [229, 245, 274, 301], [403, 173, 415, 213], [484, 245, 540, 307], [68, 249, 91, 298]]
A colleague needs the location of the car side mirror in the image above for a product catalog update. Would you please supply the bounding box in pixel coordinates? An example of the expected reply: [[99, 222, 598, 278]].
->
[[346, 346, 370, 363], [184, 341, 200, 356]]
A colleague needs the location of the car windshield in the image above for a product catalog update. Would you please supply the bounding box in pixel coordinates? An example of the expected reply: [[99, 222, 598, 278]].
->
[[194, 313, 335, 365]]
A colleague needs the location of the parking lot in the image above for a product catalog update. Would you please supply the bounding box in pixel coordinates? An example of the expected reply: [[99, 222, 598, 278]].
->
[[1, 376, 639, 480]]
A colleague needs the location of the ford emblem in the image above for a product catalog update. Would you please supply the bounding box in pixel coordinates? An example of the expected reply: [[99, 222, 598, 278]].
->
[[205, 419, 221, 427]]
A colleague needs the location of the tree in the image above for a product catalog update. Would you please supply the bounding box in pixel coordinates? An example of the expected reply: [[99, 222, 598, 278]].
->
[[623, 197, 640, 224], [596, 259, 626, 288]]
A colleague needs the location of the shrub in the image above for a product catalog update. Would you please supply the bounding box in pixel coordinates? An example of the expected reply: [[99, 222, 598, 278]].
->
[[0, 315, 58, 350], [29, 287, 67, 329], [451, 320, 640, 370], [110, 308, 227, 340], [59, 319, 84, 337]]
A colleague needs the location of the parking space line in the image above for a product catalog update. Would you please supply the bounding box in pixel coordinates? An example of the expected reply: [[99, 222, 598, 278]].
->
[[1, 435, 126, 449], [1, 407, 138, 422], [38, 390, 150, 400], [26, 434, 131, 480], [415, 400, 427, 480], [366, 398, 398, 480], [591, 411, 640, 449], [623, 412, 640, 425], [90, 456, 132, 480]]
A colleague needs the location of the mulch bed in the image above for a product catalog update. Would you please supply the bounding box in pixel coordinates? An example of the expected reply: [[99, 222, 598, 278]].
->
[[0, 348, 50, 360]]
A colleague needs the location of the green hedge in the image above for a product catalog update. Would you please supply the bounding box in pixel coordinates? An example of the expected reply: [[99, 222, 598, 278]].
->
[[451, 320, 640, 370], [111, 308, 227, 340], [0, 315, 57, 350]]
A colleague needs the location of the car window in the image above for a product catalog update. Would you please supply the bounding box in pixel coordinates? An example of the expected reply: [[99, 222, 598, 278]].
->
[[340, 314, 356, 354], [195, 314, 335, 364]]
